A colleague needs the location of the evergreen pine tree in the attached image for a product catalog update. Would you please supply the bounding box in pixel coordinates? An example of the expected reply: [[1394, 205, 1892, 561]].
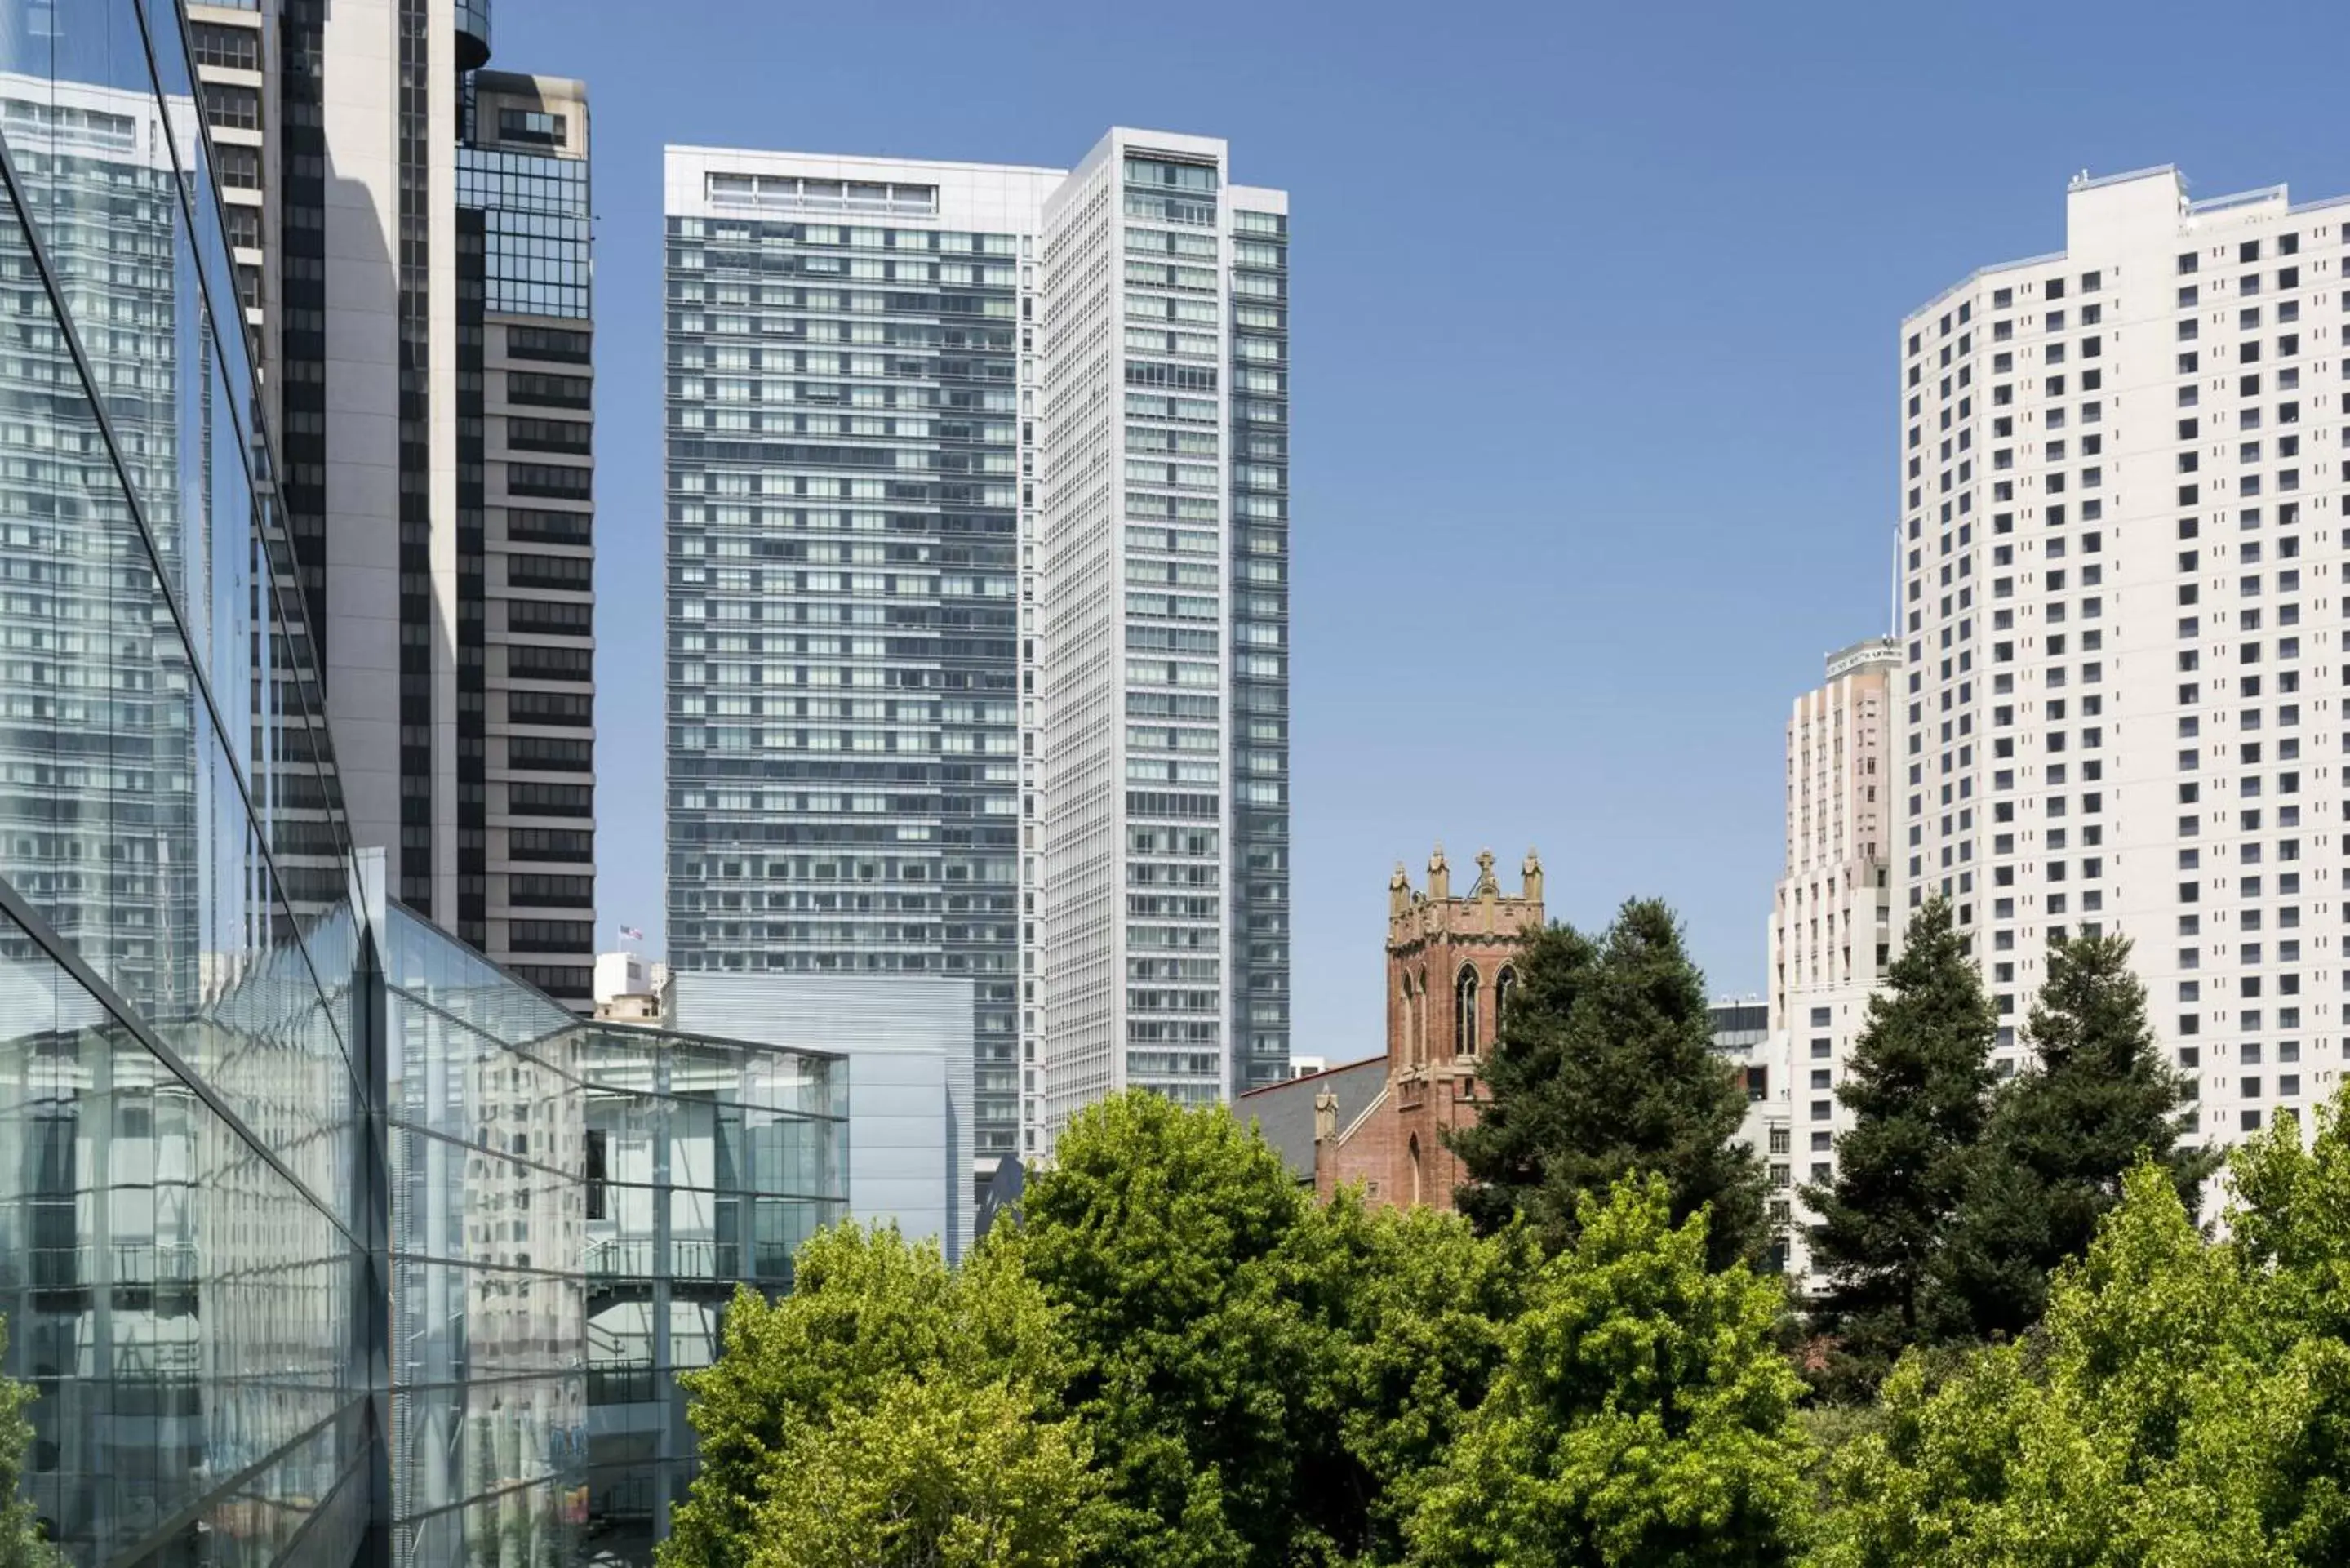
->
[[1450, 899, 1770, 1272], [1801, 895, 1994, 1386], [1448, 922, 1598, 1239], [1932, 928, 2218, 1342]]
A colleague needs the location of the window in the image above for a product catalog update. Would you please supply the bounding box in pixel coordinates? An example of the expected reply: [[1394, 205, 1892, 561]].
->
[[200, 80, 260, 131], [509, 325, 592, 362], [584, 1130, 607, 1219], [1769, 1127, 1791, 1155], [508, 463, 590, 500], [509, 826, 593, 860], [508, 509, 590, 545], [509, 735, 593, 772], [508, 416, 590, 454], [223, 203, 263, 251], [509, 872, 594, 907], [1493, 966, 1516, 1036], [509, 371, 593, 409], [1455, 966, 1480, 1058], [498, 107, 568, 147], [509, 645, 592, 681], [190, 20, 261, 71], [215, 143, 262, 190], [508, 917, 593, 951], [509, 598, 593, 636], [510, 782, 593, 817]]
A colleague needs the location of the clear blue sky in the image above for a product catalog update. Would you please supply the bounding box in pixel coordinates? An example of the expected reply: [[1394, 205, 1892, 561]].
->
[[496, 0, 2350, 1061]]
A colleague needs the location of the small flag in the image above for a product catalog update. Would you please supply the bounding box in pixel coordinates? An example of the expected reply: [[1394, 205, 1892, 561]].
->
[[619, 926, 644, 943]]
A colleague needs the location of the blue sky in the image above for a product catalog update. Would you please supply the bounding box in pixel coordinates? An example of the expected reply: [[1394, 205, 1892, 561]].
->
[[497, 0, 2350, 1061]]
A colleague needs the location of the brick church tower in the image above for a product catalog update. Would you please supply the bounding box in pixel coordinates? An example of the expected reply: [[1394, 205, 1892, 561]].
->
[[1315, 845, 1544, 1209]]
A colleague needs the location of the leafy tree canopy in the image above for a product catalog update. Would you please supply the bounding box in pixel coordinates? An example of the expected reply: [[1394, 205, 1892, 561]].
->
[[1405, 1176, 1813, 1568]]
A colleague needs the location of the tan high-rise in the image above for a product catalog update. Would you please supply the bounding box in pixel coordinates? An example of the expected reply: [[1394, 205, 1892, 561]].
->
[[1763, 636, 1899, 1281]]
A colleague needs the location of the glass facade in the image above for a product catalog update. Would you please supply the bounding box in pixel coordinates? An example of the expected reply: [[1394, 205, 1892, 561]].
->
[[382, 907, 846, 1564], [457, 148, 589, 321], [0, 9, 848, 1566], [664, 203, 1024, 1169], [0, 4, 371, 1557]]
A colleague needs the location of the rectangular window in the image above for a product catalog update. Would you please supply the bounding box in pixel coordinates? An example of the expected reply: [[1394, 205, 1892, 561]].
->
[[190, 20, 262, 71], [509, 371, 593, 409], [508, 417, 591, 454], [509, 325, 593, 362], [498, 107, 568, 147], [200, 80, 260, 131], [508, 463, 591, 500]]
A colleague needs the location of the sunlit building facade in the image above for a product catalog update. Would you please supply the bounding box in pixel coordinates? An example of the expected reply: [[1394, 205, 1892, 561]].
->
[[662, 129, 1291, 1175]]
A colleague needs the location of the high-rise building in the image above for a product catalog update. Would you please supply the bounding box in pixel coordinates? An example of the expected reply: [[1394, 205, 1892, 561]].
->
[[236, 0, 600, 1002], [1764, 637, 1899, 1281], [1899, 166, 2350, 1162], [1035, 131, 1293, 1135], [663, 130, 1290, 1184], [460, 72, 599, 998]]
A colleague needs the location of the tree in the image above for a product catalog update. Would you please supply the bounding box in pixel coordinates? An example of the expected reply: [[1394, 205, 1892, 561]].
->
[[1451, 901, 1770, 1271], [1801, 895, 1994, 1388], [664, 1224, 1082, 1568], [1402, 1176, 1813, 1568], [1449, 922, 1599, 1238], [747, 1372, 1098, 1568], [0, 1319, 57, 1568], [2229, 1078, 2350, 1344], [1015, 1090, 1350, 1568], [1316, 1198, 1541, 1563], [1812, 1151, 2350, 1568], [1934, 928, 2216, 1342]]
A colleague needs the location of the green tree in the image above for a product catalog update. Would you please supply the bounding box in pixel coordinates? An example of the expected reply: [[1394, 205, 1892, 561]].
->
[[1317, 1198, 1540, 1562], [1403, 1176, 1813, 1568], [747, 1371, 1098, 1568], [1801, 895, 1994, 1388], [664, 1224, 1081, 1568], [0, 1320, 53, 1568], [1015, 1090, 1348, 1568], [0, 1321, 56, 1568], [1811, 1152, 2350, 1568], [1451, 901, 1770, 1271], [1934, 929, 2216, 1342], [2229, 1079, 2350, 1344]]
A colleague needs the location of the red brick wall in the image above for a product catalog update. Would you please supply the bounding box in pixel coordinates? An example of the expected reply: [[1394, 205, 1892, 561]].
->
[[1314, 857, 1542, 1212]]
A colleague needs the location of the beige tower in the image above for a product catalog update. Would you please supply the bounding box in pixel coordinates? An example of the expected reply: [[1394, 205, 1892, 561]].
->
[[1764, 636, 1899, 1281]]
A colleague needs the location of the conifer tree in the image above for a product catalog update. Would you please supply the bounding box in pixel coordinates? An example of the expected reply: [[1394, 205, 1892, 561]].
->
[[1801, 896, 1994, 1385], [1933, 928, 2216, 1341], [1451, 899, 1769, 1272]]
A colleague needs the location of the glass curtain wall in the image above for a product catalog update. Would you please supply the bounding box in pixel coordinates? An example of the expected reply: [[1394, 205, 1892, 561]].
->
[[0, 7, 855, 1567], [382, 906, 845, 1566], [0, 0, 371, 1561]]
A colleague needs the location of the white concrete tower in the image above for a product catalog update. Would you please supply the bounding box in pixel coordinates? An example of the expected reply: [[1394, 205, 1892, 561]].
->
[[1899, 167, 2350, 1170]]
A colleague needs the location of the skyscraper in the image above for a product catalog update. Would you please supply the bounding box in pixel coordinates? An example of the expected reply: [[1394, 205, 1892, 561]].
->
[[663, 129, 1290, 1181], [228, 0, 600, 1001], [460, 72, 599, 999], [1899, 166, 2349, 1160], [1766, 637, 1899, 1280]]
